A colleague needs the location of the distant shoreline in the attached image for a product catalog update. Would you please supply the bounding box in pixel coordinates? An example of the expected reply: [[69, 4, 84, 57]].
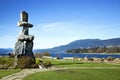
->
[[50, 53, 120, 59]]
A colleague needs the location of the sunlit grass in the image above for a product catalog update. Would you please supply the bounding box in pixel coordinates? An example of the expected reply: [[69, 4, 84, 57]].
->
[[24, 59, 120, 80], [49, 59, 120, 67], [24, 68, 120, 80], [0, 69, 21, 78]]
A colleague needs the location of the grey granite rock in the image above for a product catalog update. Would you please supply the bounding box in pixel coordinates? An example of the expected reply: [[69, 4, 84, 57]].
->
[[14, 40, 24, 55], [25, 41, 33, 56], [20, 11, 28, 22], [18, 35, 34, 41], [18, 21, 33, 27]]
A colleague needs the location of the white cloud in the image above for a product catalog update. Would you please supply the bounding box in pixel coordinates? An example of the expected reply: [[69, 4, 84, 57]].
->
[[1, 21, 120, 49], [10, 21, 120, 49], [33, 37, 78, 49], [31, 22, 77, 37], [31, 22, 80, 49], [40, 22, 69, 32]]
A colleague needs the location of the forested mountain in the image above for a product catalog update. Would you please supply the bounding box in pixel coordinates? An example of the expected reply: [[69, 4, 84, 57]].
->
[[0, 48, 13, 54], [34, 38, 120, 54], [67, 46, 120, 53]]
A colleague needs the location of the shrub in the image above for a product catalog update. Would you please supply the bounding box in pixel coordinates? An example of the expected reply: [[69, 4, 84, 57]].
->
[[42, 52, 50, 56], [31, 64, 39, 68], [0, 64, 8, 69], [8, 53, 15, 58], [107, 57, 115, 61], [0, 57, 14, 69], [34, 53, 42, 58], [36, 59, 52, 68], [43, 61, 52, 67], [17, 56, 35, 69], [35, 59, 43, 65]]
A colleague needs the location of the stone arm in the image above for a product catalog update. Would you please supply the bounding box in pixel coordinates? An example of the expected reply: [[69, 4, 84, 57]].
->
[[18, 35, 34, 41]]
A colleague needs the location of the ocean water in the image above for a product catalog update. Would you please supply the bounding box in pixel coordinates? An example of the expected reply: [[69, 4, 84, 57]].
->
[[1, 53, 120, 59], [0, 54, 9, 56], [50, 53, 120, 59]]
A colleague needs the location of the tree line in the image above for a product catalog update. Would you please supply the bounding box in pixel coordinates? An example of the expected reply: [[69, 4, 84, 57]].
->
[[67, 46, 120, 53]]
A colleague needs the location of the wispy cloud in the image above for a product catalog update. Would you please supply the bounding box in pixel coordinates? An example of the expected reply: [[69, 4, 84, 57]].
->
[[31, 22, 80, 49], [40, 22, 69, 32], [28, 21, 120, 49], [32, 22, 77, 37]]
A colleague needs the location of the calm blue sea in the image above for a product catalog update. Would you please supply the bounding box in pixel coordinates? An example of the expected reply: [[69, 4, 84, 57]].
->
[[50, 53, 120, 59], [1, 53, 120, 59], [0, 54, 9, 56]]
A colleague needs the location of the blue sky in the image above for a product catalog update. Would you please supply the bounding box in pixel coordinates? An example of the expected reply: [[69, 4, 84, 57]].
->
[[0, 0, 120, 49]]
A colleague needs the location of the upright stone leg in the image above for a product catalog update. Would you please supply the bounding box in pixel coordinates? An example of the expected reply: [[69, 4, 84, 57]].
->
[[25, 41, 35, 63], [25, 41, 33, 56], [14, 40, 24, 56], [14, 40, 24, 67]]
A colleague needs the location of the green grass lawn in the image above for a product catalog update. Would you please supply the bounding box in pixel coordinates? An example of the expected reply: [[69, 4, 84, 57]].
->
[[24, 68, 120, 80], [0, 69, 21, 79], [49, 59, 120, 67], [23, 60, 120, 80]]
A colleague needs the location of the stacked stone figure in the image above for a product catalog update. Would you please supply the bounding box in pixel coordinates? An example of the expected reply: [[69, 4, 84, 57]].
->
[[14, 11, 35, 64]]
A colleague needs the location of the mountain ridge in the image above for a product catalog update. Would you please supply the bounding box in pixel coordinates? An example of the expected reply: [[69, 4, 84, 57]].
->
[[0, 38, 120, 54], [34, 38, 120, 54]]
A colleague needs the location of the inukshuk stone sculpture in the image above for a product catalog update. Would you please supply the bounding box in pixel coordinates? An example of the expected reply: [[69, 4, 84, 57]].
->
[[14, 11, 35, 66]]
